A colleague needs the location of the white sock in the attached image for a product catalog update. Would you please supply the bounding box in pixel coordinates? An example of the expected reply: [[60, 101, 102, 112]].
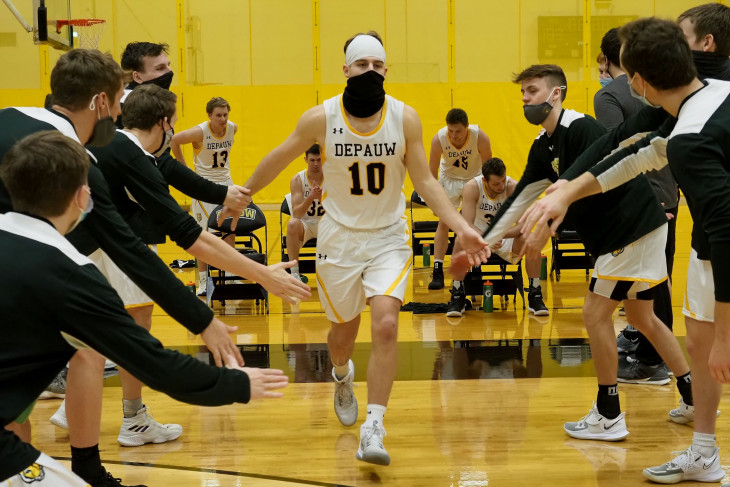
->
[[364, 404, 386, 428], [122, 398, 143, 418], [691, 432, 717, 457], [435, 259, 443, 265], [333, 360, 350, 380], [453, 280, 462, 290], [291, 263, 300, 276], [529, 278, 540, 288], [198, 270, 207, 284]]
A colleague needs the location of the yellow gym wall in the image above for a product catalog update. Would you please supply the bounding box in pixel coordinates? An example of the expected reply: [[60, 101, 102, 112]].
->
[[0, 0, 714, 205]]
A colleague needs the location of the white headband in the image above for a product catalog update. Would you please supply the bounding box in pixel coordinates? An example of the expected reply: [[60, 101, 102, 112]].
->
[[345, 35, 386, 66]]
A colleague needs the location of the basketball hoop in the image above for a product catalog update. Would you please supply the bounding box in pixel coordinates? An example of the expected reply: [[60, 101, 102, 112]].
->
[[56, 19, 105, 49]]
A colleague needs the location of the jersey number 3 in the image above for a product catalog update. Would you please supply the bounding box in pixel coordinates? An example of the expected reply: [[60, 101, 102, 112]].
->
[[348, 161, 385, 195], [212, 150, 228, 168]]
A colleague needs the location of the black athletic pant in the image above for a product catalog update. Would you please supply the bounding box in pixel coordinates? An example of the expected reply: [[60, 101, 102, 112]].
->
[[632, 205, 678, 366]]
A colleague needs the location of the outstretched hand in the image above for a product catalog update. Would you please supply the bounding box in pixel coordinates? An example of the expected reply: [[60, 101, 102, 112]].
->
[[519, 183, 570, 237], [225, 355, 288, 399], [200, 318, 243, 367], [258, 260, 312, 304]]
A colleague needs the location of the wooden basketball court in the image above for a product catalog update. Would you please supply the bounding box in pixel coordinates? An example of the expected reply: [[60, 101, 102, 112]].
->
[[25, 205, 730, 487]]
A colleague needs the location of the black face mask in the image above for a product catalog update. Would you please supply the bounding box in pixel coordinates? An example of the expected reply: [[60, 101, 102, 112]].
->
[[152, 121, 175, 158], [523, 87, 561, 125], [87, 102, 116, 147], [128, 71, 174, 91], [342, 70, 386, 118]]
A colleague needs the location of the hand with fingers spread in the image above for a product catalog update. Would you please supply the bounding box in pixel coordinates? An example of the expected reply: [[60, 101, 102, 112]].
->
[[257, 260, 311, 304], [515, 222, 552, 262], [456, 227, 491, 267], [519, 183, 570, 237], [225, 355, 289, 399], [200, 317, 243, 367]]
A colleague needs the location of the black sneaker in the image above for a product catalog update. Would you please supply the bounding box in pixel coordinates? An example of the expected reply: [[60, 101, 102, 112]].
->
[[428, 262, 444, 290], [616, 326, 639, 354], [617, 355, 670, 385], [528, 287, 549, 316], [93, 470, 147, 487], [446, 287, 467, 317]]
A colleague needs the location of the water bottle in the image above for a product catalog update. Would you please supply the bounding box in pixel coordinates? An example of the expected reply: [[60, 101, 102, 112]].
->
[[186, 281, 195, 293], [423, 243, 431, 267], [483, 280, 493, 313]]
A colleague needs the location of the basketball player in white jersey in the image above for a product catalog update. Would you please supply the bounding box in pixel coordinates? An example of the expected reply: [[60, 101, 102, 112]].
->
[[287, 144, 324, 282], [242, 31, 489, 465], [427, 109, 491, 290], [446, 158, 546, 316], [171, 97, 238, 295]]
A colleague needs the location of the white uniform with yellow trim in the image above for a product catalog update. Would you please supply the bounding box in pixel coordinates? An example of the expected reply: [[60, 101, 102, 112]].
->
[[437, 124, 482, 207], [88, 246, 157, 308], [683, 249, 714, 322], [191, 120, 235, 229], [288, 169, 324, 243], [590, 223, 668, 300], [318, 94, 411, 323], [473, 174, 518, 264]]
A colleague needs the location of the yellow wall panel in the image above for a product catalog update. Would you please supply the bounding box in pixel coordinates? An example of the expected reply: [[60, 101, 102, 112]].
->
[[110, 0, 179, 79], [0, 0, 716, 205], [319, 0, 385, 85], [385, 0, 448, 84], [0, 1, 40, 90], [455, 1, 520, 82], [185, 0, 252, 86], [250, 0, 312, 86]]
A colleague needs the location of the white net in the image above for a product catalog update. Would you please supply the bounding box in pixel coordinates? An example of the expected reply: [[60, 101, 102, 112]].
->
[[69, 20, 105, 49]]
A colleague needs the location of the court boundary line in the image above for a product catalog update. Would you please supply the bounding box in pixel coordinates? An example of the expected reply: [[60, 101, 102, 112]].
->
[[53, 457, 355, 487]]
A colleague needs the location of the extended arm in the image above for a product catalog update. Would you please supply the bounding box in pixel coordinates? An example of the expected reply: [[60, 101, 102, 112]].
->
[[244, 107, 323, 196], [67, 165, 214, 334], [477, 128, 492, 163], [428, 134, 442, 179], [170, 125, 203, 166], [62, 267, 287, 404]]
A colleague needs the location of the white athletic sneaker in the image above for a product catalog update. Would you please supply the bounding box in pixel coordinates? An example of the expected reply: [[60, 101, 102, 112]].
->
[[50, 399, 68, 429], [196, 280, 207, 296], [668, 399, 721, 425], [356, 421, 390, 465], [332, 360, 358, 426], [563, 403, 629, 441], [39, 369, 67, 399], [117, 406, 183, 447], [643, 447, 724, 484]]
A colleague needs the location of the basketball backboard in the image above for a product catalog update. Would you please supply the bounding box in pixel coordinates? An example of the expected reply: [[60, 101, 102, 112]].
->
[[33, 0, 73, 50]]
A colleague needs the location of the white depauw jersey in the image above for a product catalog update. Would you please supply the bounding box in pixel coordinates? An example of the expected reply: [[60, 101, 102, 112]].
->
[[438, 124, 482, 180], [295, 169, 324, 223], [193, 120, 235, 182], [473, 174, 515, 233], [322, 94, 407, 229]]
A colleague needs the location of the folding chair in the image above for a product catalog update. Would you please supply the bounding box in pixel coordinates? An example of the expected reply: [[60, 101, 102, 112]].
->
[[280, 194, 317, 277], [409, 190, 454, 265], [206, 202, 268, 312], [462, 254, 525, 309], [550, 226, 593, 282]]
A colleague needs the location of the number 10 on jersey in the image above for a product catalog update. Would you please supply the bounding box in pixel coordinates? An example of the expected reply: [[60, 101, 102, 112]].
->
[[348, 161, 385, 195]]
